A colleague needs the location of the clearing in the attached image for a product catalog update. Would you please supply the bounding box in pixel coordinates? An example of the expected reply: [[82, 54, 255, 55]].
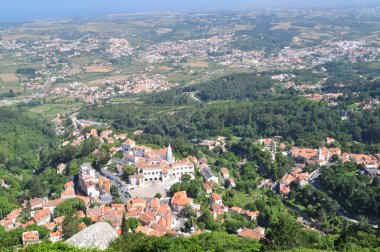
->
[[0, 73, 19, 82], [84, 66, 114, 73], [189, 60, 209, 68]]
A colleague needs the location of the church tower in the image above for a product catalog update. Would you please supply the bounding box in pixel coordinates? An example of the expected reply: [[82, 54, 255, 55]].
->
[[166, 144, 175, 164]]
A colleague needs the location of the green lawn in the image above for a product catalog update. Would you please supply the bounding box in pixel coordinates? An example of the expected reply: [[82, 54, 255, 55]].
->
[[25, 102, 83, 120], [223, 189, 264, 207]]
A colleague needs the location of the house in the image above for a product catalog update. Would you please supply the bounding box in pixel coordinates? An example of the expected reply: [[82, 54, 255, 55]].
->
[[29, 197, 48, 210], [281, 174, 296, 186], [61, 188, 75, 199], [32, 208, 52, 226], [209, 193, 222, 205], [245, 210, 260, 221], [362, 166, 378, 177], [230, 206, 243, 214], [203, 183, 212, 194], [42, 198, 65, 214], [237, 227, 265, 240], [76, 210, 86, 218], [90, 129, 98, 138], [279, 184, 290, 196], [75, 195, 90, 207], [100, 192, 113, 204], [64, 181, 74, 190], [296, 172, 309, 187], [49, 230, 63, 243], [54, 216, 65, 225], [171, 191, 193, 212], [56, 163, 66, 175], [44, 222, 56, 230], [126, 198, 147, 212], [210, 203, 229, 219], [200, 167, 219, 183], [6, 208, 22, 223], [115, 133, 128, 140], [100, 130, 113, 139], [112, 204, 125, 211], [98, 177, 112, 192], [220, 168, 229, 179], [326, 137, 335, 144], [226, 178, 236, 188], [22, 231, 40, 247], [290, 148, 318, 163], [139, 212, 155, 226], [78, 163, 99, 198]]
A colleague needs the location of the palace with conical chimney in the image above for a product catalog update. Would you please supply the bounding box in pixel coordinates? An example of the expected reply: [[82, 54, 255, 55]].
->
[[121, 139, 194, 187]]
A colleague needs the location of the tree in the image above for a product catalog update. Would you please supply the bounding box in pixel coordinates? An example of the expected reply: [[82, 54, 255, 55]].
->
[[62, 215, 79, 239], [122, 165, 136, 180], [187, 181, 200, 198], [155, 193, 162, 199], [181, 174, 192, 182], [180, 205, 196, 218], [121, 212, 128, 235], [0, 197, 18, 219], [266, 214, 303, 249], [125, 218, 139, 232], [54, 198, 86, 217], [329, 154, 339, 163], [110, 185, 120, 198], [123, 165, 136, 175]]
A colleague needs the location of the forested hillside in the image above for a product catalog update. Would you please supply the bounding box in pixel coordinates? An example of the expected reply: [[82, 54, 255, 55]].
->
[[0, 108, 63, 219], [0, 108, 54, 172], [81, 98, 380, 151]]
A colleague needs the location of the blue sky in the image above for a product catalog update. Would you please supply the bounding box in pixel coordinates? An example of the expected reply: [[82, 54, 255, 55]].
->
[[0, 0, 377, 22], [0, 0, 245, 21]]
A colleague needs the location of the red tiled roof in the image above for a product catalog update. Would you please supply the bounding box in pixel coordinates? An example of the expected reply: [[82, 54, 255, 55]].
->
[[33, 209, 51, 222], [238, 228, 265, 240], [171, 191, 192, 206], [22, 231, 39, 242]]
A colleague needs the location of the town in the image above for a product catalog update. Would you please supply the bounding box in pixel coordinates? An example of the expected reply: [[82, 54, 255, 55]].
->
[[0, 4, 380, 251], [1, 120, 378, 247]]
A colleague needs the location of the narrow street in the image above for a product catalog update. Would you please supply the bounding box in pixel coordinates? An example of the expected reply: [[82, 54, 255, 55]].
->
[[99, 167, 129, 202]]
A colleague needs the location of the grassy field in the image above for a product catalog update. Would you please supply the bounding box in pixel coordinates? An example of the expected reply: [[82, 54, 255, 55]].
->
[[189, 60, 209, 68], [0, 80, 21, 94], [25, 100, 83, 120], [150, 66, 173, 74], [222, 190, 264, 207], [84, 65, 114, 73], [271, 22, 293, 30], [70, 56, 91, 65]]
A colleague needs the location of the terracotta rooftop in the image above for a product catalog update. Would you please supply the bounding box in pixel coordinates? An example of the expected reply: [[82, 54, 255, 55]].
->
[[171, 191, 192, 206], [238, 228, 265, 240], [22, 231, 39, 242]]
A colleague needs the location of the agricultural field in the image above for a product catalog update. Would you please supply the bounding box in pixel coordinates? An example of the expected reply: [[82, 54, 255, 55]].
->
[[0, 73, 18, 82], [188, 60, 209, 68], [84, 65, 114, 73]]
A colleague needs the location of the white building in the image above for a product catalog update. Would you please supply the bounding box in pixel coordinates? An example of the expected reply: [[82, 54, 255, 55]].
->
[[78, 163, 99, 198], [125, 141, 194, 187]]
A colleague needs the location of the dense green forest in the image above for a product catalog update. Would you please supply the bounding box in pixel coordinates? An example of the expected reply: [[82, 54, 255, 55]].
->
[[0, 108, 54, 170], [319, 162, 380, 218], [81, 98, 380, 150], [184, 73, 274, 101]]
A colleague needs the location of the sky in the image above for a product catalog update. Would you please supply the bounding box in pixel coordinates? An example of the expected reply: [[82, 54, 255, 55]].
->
[[0, 0, 378, 22]]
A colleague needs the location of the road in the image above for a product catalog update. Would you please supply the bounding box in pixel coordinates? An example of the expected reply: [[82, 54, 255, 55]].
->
[[34, 75, 52, 97], [187, 91, 201, 103], [99, 167, 129, 203], [309, 170, 377, 228]]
